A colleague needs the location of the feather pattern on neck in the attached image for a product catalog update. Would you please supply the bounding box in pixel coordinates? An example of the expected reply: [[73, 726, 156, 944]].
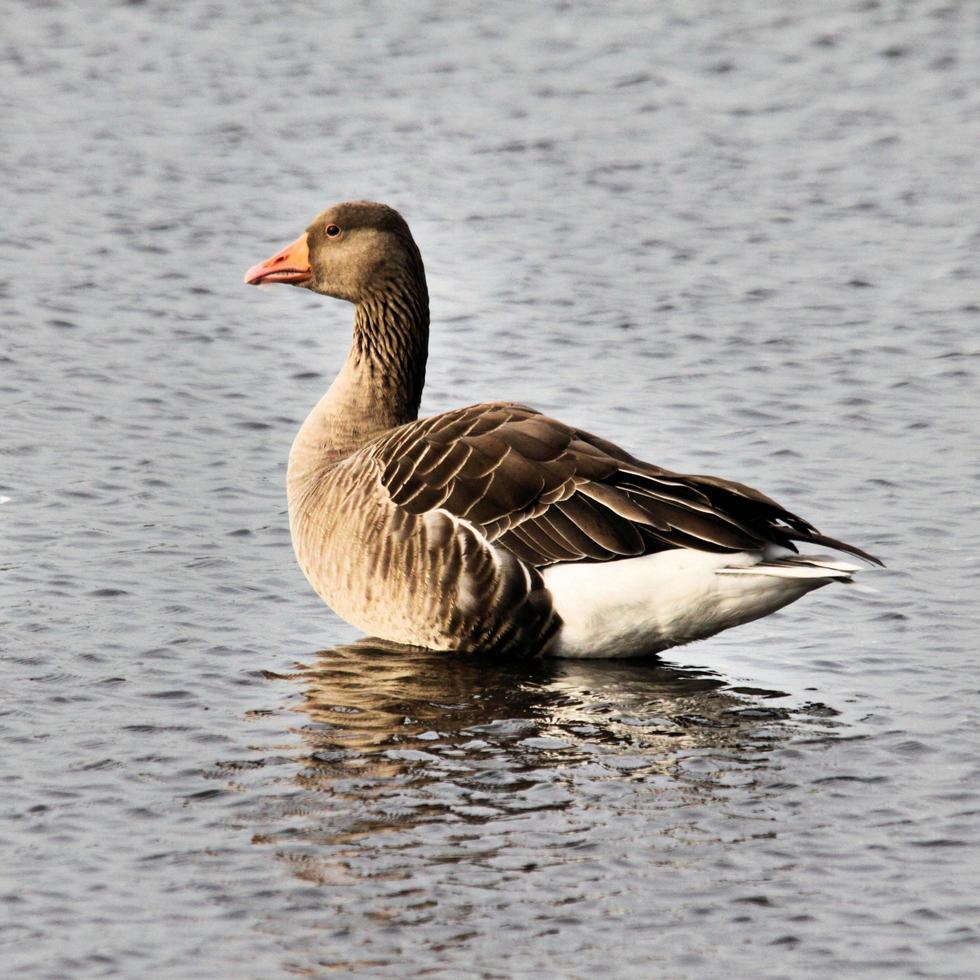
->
[[289, 274, 429, 486]]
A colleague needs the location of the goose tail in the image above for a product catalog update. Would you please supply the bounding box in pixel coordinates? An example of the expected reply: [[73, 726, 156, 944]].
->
[[715, 554, 864, 581]]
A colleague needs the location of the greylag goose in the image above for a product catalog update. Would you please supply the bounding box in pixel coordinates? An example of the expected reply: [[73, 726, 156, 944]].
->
[[244, 202, 882, 658]]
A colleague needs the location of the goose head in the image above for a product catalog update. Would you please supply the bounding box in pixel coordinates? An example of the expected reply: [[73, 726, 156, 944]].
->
[[244, 201, 424, 305]]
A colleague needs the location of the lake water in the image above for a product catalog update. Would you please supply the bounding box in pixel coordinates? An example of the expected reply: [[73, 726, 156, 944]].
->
[[2, 1, 979, 977]]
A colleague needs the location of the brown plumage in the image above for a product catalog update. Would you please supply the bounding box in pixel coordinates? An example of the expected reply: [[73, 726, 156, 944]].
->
[[245, 201, 882, 658], [372, 400, 882, 567]]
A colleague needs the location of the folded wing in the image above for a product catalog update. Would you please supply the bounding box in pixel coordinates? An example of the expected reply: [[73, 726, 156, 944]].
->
[[370, 402, 882, 568]]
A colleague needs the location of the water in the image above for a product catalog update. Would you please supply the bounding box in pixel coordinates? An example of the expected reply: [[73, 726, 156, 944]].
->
[[2, 1, 979, 976]]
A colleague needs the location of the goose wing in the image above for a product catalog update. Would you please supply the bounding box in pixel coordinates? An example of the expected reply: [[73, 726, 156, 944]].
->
[[370, 402, 882, 568]]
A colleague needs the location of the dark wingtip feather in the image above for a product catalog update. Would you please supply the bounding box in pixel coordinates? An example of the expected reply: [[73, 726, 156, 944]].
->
[[796, 531, 885, 567]]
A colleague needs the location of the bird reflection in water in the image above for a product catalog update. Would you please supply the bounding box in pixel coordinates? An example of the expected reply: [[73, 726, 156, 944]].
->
[[292, 638, 787, 762], [252, 639, 814, 886]]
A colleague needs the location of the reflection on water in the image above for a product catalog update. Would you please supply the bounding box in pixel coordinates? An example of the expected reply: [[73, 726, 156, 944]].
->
[[252, 639, 816, 891], [292, 638, 793, 758]]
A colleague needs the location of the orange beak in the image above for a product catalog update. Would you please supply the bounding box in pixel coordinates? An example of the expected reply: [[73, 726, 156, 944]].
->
[[244, 233, 312, 286]]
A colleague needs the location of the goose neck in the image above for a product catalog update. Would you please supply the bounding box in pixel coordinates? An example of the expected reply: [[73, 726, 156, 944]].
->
[[289, 278, 429, 481]]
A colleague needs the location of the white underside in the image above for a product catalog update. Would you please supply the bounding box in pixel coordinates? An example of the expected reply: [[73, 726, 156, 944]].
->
[[541, 549, 857, 659]]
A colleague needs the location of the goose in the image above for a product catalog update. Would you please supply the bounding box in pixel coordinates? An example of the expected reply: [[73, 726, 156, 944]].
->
[[244, 201, 882, 658]]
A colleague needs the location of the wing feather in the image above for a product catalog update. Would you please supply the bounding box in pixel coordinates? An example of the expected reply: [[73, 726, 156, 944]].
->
[[368, 402, 882, 568], [417, 441, 472, 489], [539, 507, 616, 561], [500, 517, 582, 564]]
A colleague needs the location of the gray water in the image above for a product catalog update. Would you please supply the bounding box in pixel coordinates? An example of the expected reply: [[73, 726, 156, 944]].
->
[[3, 1, 979, 977]]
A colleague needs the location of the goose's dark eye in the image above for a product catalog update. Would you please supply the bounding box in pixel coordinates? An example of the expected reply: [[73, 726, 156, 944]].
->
[[325, 224, 341, 238]]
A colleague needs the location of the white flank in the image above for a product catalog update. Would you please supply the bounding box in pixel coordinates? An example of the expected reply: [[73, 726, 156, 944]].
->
[[542, 550, 852, 659]]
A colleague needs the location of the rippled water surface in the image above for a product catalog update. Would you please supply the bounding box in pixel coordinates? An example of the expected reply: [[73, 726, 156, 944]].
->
[[3, 1, 979, 977]]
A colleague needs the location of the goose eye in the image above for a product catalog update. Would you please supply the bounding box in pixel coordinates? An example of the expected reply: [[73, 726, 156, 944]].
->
[[325, 224, 341, 238]]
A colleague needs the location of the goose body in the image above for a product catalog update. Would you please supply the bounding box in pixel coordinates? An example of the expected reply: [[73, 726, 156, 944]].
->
[[246, 202, 881, 658]]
